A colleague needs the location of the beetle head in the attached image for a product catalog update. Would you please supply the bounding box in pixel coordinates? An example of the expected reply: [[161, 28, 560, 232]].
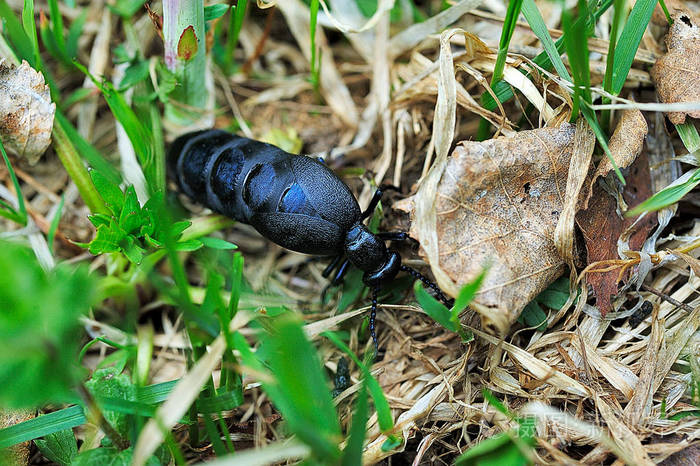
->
[[344, 224, 401, 285]]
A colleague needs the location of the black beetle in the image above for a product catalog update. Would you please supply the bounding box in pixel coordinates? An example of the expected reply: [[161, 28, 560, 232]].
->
[[168, 129, 451, 351]]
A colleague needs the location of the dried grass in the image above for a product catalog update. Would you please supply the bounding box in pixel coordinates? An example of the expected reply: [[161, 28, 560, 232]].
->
[[1, 1, 698, 464]]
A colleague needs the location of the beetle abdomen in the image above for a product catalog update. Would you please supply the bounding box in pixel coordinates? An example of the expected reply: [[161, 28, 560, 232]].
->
[[168, 129, 362, 256]]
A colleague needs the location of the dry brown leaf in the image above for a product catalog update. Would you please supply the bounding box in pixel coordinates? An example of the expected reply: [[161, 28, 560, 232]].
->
[[650, 12, 700, 124], [584, 109, 648, 208], [652, 0, 691, 25], [0, 60, 55, 164], [406, 123, 578, 334], [576, 150, 658, 315]]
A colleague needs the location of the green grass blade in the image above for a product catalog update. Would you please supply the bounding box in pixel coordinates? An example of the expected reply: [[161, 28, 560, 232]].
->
[[341, 381, 368, 466], [21, 0, 40, 67], [55, 110, 122, 184], [492, 0, 524, 84], [627, 169, 700, 216], [676, 122, 700, 154], [47, 195, 65, 253], [322, 331, 395, 434], [309, 0, 321, 93], [53, 116, 109, 215], [521, 0, 571, 82], [0, 137, 27, 225], [611, 0, 657, 94], [580, 105, 625, 184], [47, 0, 65, 54], [223, 0, 246, 74], [263, 316, 342, 460], [0, 1, 35, 64], [0, 406, 86, 449], [601, 0, 627, 129]]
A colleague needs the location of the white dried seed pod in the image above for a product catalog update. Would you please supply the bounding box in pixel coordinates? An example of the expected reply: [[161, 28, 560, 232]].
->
[[0, 59, 56, 164]]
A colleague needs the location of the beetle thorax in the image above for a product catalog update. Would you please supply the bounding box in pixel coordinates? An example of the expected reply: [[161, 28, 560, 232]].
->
[[344, 224, 401, 285]]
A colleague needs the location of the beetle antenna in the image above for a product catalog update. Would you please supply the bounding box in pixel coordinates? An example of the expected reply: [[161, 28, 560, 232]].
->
[[400, 265, 454, 308], [370, 285, 379, 357]]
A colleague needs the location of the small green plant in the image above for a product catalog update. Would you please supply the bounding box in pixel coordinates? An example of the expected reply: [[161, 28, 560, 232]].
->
[[79, 171, 203, 265], [413, 269, 488, 342]]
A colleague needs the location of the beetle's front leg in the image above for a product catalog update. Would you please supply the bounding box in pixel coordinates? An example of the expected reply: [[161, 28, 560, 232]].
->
[[360, 185, 400, 220]]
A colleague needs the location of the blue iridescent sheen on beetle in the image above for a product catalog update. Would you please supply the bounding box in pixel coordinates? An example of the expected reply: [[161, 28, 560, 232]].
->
[[168, 129, 452, 353]]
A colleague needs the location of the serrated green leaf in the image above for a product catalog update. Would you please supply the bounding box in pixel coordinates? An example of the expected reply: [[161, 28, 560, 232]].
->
[[118, 186, 143, 234], [91, 170, 124, 215], [88, 223, 124, 255], [85, 367, 136, 438], [121, 238, 145, 264], [34, 429, 77, 466]]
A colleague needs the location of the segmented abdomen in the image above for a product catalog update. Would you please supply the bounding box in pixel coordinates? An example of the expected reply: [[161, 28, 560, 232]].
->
[[168, 129, 287, 223]]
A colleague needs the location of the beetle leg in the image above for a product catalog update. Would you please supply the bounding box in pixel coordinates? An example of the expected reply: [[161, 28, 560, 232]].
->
[[360, 185, 400, 220], [370, 285, 380, 357], [322, 255, 343, 278], [331, 259, 352, 285], [400, 265, 455, 308], [377, 231, 417, 244]]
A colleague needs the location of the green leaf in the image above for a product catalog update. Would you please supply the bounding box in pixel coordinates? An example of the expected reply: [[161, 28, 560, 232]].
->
[[454, 431, 532, 466], [118, 186, 143, 234], [88, 223, 124, 255], [72, 447, 161, 466], [521, 0, 571, 82], [204, 4, 231, 21], [627, 169, 700, 215], [414, 281, 456, 332], [177, 25, 198, 61], [106, 0, 143, 18], [55, 111, 122, 186], [341, 381, 368, 466], [173, 239, 203, 251], [322, 331, 395, 434], [451, 268, 488, 317], [0, 242, 96, 408], [84, 367, 136, 438], [610, 0, 657, 94], [65, 8, 87, 58], [0, 0, 35, 64], [0, 137, 27, 225], [47, 195, 65, 254], [519, 302, 548, 331], [492, 0, 524, 84], [34, 429, 77, 466], [260, 316, 342, 461], [0, 406, 85, 449], [199, 236, 238, 250], [91, 170, 124, 215], [118, 59, 150, 91]]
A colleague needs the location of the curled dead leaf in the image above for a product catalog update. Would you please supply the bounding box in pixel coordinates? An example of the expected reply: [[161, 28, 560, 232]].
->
[[0, 60, 55, 164], [403, 123, 579, 335], [650, 12, 700, 124], [584, 109, 648, 209]]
